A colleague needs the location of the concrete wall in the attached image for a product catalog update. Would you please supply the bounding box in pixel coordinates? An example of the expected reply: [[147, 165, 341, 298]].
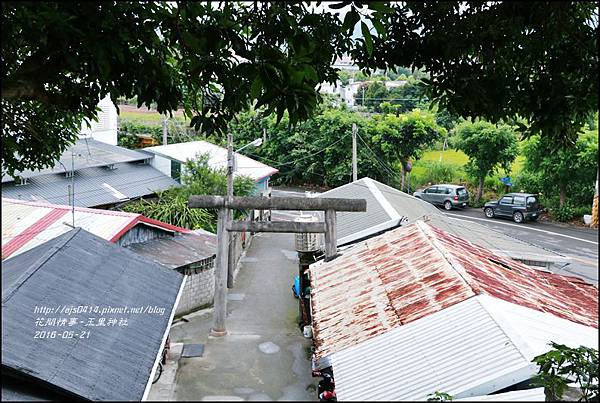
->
[[175, 228, 253, 317], [150, 155, 172, 178], [175, 259, 216, 317]]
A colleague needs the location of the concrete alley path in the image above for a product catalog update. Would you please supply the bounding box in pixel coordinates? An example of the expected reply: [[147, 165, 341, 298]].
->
[[168, 232, 317, 401]]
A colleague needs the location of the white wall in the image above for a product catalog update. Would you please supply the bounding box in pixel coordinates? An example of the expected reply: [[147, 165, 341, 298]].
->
[[80, 95, 118, 145], [150, 155, 172, 178]]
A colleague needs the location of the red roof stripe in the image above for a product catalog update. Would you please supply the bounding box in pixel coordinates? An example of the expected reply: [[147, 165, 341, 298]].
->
[[2, 208, 68, 258]]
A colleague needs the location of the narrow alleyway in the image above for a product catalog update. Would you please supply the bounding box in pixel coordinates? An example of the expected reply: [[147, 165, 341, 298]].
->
[[166, 231, 317, 401]]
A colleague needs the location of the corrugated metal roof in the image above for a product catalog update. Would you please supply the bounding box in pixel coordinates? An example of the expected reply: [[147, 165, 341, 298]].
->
[[331, 295, 598, 401], [330, 297, 537, 401], [317, 177, 567, 264], [2, 139, 152, 183], [309, 220, 598, 361], [1, 228, 184, 401], [456, 388, 545, 401], [318, 178, 402, 244], [1, 198, 189, 259], [2, 161, 179, 207], [143, 140, 279, 181], [125, 231, 216, 269]]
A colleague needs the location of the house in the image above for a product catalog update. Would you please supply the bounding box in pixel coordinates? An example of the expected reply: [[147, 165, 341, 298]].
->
[[1, 228, 184, 400], [2, 198, 216, 316], [308, 220, 598, 401], [1, 138, 178, 208], [314, 177, 570, 268], [142, 140, 278, 194], [79, 94, 119, 145]]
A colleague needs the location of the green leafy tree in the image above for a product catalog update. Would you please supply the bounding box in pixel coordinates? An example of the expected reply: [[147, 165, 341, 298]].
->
[[120, 152, 255, 231], [532, 342, 598, 401], [520, 130, 598, 208], [426, 391, 453, 402], [358, 2, 598, 147], [229, 105, 394, 187], [369, 109, 444, 191], [1, 1, 388, 176], [355, 81, 388, 111], [453, 120, 518, 203]]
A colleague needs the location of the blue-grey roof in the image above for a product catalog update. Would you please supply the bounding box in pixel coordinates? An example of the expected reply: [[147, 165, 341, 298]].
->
[[318, 177, 568, 264], [2, 139, 153, 183], [1, 161, 179, 207], [2, 228, 184, 401]]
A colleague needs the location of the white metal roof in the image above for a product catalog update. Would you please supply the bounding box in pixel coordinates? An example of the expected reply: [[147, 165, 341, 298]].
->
[[456, 387, 546, 401], [142, 140, 278, 181], [330, 294, 598, 401]]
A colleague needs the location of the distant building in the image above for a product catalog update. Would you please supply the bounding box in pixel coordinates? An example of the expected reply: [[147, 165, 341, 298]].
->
[[1, 139, 177, 208], [142, 140, 278, 194], [80, 94, 119, 146]]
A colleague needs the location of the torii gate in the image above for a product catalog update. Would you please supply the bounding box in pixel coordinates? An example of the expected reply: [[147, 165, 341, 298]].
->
[[188, 195, 367, 336]]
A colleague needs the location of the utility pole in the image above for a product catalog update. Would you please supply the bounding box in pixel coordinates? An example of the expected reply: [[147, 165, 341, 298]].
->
[[592, 167, 599, 228], [352, 123, 358, 182], [71, 149, 75, 226], [162, 115, 168, 145]]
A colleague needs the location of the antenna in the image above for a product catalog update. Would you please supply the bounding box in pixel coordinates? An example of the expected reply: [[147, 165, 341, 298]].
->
[[71, 148, 75, 227]]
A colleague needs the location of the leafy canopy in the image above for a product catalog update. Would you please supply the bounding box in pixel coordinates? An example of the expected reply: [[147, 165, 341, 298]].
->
[[356, 2, 598, 147], [3, 1, 597, 177], [1, 1, 385, 176], [120, 152, 255, 231], [454, 120, 518, 181]]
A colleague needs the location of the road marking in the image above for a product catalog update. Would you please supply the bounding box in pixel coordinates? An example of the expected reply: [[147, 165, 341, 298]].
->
[[445, 213, 599, 245]]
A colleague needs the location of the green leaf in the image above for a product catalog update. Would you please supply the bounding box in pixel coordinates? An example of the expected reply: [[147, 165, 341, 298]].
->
[[361, 22, 373, 56], [250, 76, 262, 99], [342, 9, 360, 33], [367, 2, 394, 13], [372, 19, 385, 36], [329, 2, 348, 9]]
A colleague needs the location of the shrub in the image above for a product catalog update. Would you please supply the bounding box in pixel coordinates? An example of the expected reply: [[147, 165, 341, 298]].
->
[[550, 204, 576, 222], [572, 206, 592, 218], [422, 161, 458, 184]]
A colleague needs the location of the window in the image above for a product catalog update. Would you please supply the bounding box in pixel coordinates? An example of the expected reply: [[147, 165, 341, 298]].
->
[[171, 160, 181, 182], [426, 187, 437, 194], [513, 196, 526, 206], [444, 188, 452, 194], [457, 188, 468, 196], [500, 196, 513, 205], [527, 196, 539, 208]]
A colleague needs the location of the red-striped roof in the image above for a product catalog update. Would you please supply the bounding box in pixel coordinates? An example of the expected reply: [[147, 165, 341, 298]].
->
[[309, 220, 598, 360], [2, 198, 190, 259]]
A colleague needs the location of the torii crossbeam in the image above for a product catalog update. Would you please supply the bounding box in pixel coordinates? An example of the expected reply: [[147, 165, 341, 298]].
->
[[188, 194, 367, 336]]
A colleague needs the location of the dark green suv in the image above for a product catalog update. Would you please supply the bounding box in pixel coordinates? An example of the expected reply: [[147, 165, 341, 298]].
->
[[483, 193, 541, 223]]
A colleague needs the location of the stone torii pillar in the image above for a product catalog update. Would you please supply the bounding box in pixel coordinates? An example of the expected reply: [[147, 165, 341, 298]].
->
[[188, 195, 367, 336]]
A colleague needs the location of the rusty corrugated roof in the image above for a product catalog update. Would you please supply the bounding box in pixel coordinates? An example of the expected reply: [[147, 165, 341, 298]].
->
[[309, 220, 598, 360]]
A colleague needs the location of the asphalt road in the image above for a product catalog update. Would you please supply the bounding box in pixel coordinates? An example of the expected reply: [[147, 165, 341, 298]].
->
[[443, 206, 599, 284], [271, 187, 599, 284]]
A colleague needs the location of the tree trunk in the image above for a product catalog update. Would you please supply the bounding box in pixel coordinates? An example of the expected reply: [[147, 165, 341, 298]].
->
[[559, 181, 567, 208], [400, 165, 406, 192], [475, 176, 484, 203]]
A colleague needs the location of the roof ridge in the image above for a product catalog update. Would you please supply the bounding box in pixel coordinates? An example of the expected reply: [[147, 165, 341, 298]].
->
[[2, 197, 140, 218], [2, 228, 82, 304], [415, 220, 480, 294]]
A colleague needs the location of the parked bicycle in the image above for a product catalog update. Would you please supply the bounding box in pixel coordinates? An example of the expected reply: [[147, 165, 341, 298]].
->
[[152, 335, 170, 384]]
